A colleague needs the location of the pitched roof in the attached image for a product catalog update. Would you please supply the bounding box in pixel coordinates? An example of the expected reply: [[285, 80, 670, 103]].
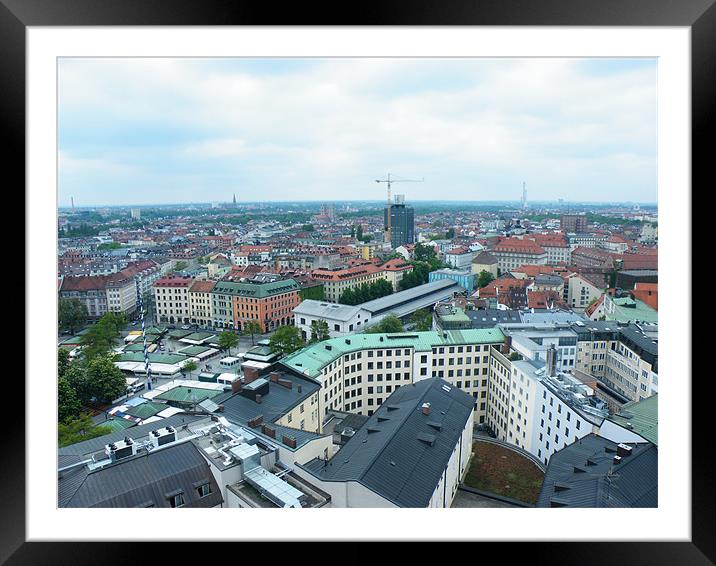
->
[[62, 441, 223, 508], [537, 434, 657, 508], [189, 279, 216, 293], [472, 250, 498, 265], [608, 394, 658, 446], [300, 378, 475, 507]]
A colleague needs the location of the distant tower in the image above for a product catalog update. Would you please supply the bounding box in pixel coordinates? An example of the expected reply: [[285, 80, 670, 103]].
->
[[233, 193, 237, 207], [71, 196, 75, 212], [521, 182, 527, 209]]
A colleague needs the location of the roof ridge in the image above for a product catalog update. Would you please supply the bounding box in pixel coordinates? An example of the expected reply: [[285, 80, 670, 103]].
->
[[354, 381, 438, 482]]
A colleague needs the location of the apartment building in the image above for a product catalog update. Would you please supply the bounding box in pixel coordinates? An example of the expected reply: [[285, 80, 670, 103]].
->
[[491, 238, 548, 273], [444, 247, 475, 270], [188, 279, 215, 327], [294, 377, 474, 508], [564, 272, 605, 311], [60, 267, 139, 318], [280, 328, 504, 425], [499, 323, 579, 372], [311, 264, 387, 303], [603, 323, 658, 402], [153, 276, 193, 325], [380, 258, 414, 291], [471, 250, 499, 278], [487, 345, 610, 466], [231, 278, 301, 333], [560, 214, 588, 233], [571, 320, 621, 379], [531, 234, 571, 265], [212, 280, 239, 329]]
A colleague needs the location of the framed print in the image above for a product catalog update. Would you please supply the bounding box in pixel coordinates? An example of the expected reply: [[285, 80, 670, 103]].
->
[[6, 0, 710, 563]]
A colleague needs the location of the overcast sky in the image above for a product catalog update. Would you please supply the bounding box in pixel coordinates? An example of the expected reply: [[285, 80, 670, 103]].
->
[[58, 58, 657, 207]]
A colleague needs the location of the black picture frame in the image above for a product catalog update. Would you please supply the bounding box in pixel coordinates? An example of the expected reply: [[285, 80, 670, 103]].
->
[[5, 0, 709, 563]]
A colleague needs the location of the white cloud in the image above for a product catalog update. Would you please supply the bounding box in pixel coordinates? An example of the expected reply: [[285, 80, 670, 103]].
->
[[58, 57, 657, 205]]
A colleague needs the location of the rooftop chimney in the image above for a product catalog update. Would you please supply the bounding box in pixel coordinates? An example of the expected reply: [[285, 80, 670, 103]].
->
[[546, 344, 557, 377], [262, 424, 276, 439], [231, 379, 242, 394], [256, 394, 262, 404], [282, 435, 297, 449], [269, 372, 280, 383], [421, 402, 431, 416], [501, 335, 512, 355], [247, 415, 263, 428], [243, 366, 259, 383]]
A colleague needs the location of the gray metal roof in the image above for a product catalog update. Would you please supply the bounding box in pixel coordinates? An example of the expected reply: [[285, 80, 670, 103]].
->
[[213, 372, 321, 430], [58, 414, 205, 457], [360, 279, 460, 316], [300, 378, 474, 507], [536, 434, 657, 508], [466, 308, 522, 328], [620, 323, 659, 358], [518, 311, 586, 325], [62, 441, 223, 508]]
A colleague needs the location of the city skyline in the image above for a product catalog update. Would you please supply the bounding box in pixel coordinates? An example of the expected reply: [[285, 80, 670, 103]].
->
[[59, 57, 657, 207]]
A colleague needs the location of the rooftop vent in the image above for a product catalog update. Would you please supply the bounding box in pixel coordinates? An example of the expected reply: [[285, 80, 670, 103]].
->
[[421, 402, 431, 416], [613, 455, 622, 465], [616, 443, 633, 457]]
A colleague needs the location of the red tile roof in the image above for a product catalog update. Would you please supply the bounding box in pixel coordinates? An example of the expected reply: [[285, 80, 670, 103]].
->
[[189, 280, 216, 293]]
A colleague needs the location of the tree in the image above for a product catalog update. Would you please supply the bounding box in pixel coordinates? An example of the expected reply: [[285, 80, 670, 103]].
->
[[339, 279, 393, 306], [59, 298, 88, 334], [58, 348, 71, 379], [85, 354, 127, 404], [355, 224, 363, 240], [477, 270, 495, 289], [58, 377, 82, 423], [310, 319, 330, 343], [445, 227, 455, 239], [302, 224, 314, 232], [244, 321, 262, 345], [173, 261, 188, 273], [80, 312, 126, 361], [182, 359, 198, 379], [59, 414, 112, 448], [413, 243, 437, 262], [409, 309, 433, 331], [218, 331, 239, 355], [299, 285, 325, 301], [269, 325, 305, 355], [365, 315, 404, 334]]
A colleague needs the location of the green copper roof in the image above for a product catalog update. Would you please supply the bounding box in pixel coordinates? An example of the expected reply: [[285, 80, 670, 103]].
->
[[116, 352, 188, 365], [155, 386, 223, 404], [124, 402, 167, 420], [607, 298, 658, 323], [177, 345, 214, 356], [94, 418, 136, 433], [213, 278, 299, 298], [608, 394, 658, 445], [280, 328, 505, 379]]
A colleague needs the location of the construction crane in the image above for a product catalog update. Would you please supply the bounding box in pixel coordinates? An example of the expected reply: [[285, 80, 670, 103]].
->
[[375, 174, 424, 246]]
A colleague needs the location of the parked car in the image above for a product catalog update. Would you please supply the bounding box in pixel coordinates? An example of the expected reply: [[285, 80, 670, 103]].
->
[[181, 324, 191, 330]]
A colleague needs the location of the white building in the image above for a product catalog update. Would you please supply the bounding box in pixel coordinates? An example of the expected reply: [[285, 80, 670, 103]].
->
[[487, 346, 610, 466], [293, 300, 372, 340], [280, 328, 504, 425]]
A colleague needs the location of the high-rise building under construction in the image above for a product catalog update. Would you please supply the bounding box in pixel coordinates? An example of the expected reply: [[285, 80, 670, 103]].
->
[[384, 194, 414, 248]]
